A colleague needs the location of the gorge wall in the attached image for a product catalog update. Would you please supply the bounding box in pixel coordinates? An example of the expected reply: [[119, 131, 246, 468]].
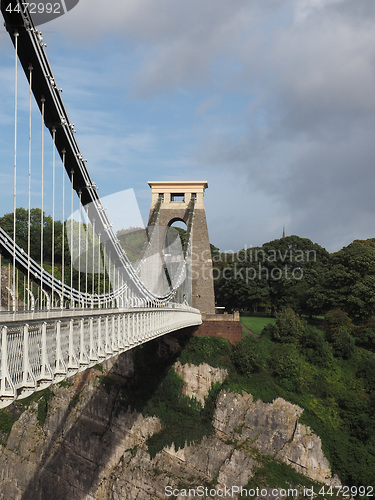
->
[[0, 331, 340, 499]]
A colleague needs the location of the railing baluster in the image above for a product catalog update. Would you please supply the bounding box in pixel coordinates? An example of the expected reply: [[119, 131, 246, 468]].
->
[[105, 316, 111, 354], [79, 318, 89, 368], [55, 320, 67, 380], [111, 316, 118, 352], [40, 322, 53, 387], [124, 313, 129, 347], [18, 324, 37, 399], [97, 316, 105, 359], [89, 317, 97, 362], [117, 315, 123, 349], [0, 326, 16, 407], [68, 319, 79, 373]]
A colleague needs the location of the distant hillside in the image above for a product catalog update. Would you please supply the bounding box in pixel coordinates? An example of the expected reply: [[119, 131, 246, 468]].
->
[[213, 235, 375, 320], [117, 227, 148, 265]]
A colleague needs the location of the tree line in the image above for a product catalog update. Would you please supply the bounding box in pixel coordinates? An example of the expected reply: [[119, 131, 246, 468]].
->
[[0, 208, 69, 265], [0, 208, 112, 295], [213, 234, 375, 321]]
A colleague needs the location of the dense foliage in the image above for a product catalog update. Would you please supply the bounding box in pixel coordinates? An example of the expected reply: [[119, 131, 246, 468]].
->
[[307, 240, 375, 319], [143, 369, 221, 458], [213, 235, 375, 320], [241, 454, 322, 497], [213, 235, 329, 314], [0, 208, 68, 264], [234, 312, 375, 487], [0, 208, 112, 294]]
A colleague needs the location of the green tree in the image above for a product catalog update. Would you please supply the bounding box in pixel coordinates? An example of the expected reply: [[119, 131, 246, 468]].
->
[[0, 208, 70, 265], [214, 259, 270, 312], [352, 318, 375, 351], [323, 308, 352, 335], [330, 327, 355, 359], [300, 325, 334, 368], [308, 240, 375, 319], [270, 307, 307, 344], [271, 344, 310, 392], [233, 335, 268, 375], [213, 236, 329, 315], [322, 309, 355, 359], [261, 235, 329, 314]]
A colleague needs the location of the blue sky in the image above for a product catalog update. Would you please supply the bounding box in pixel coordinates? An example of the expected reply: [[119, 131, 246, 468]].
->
[[1, 0, 375, 253]]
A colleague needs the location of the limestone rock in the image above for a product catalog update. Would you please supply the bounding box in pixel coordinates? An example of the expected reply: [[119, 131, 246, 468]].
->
[[217, 448, 257, 488], [213, 390, 339, 487], [173, 361, 227, 405], [276, 423, 341, 486]]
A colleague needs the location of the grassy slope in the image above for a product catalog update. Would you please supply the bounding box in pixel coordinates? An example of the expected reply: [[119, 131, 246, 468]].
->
[[240, 315, 276, 335]]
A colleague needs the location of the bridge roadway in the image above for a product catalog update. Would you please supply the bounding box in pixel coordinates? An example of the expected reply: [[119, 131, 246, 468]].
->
[[0, 305, 202, 408]]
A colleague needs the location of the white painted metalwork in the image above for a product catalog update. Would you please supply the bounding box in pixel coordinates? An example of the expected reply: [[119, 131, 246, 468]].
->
[[27, 64, 33, 311], [12, 32, 19, 312], [0, 305, 201, 408], [40, 96, 45, 305]]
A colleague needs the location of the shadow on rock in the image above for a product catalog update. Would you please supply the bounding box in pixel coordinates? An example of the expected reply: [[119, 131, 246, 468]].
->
[[20, 327, 193, 500]]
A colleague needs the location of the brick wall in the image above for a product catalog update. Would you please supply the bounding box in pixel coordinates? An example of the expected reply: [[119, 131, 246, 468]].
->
[[193, 319, 243, 345]]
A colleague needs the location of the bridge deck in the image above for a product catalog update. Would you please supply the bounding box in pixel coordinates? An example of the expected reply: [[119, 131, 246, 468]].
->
[[0, 305, 186, 326], [0, 306, 202, 409]]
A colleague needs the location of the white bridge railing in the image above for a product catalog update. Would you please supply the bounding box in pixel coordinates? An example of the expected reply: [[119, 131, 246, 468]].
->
[[0, 306, 202, 408]]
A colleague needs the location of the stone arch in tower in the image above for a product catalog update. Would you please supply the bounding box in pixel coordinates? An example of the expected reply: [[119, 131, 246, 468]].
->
[[147, 181, 215, 314]]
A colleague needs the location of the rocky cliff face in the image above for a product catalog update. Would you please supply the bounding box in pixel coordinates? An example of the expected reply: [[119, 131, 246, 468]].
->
[[173, 361, 228, 405], [213, 392, 340, 487], [0, 334, 340, 499]]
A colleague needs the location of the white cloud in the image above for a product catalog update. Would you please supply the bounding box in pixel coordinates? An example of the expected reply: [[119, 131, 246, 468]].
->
[[1, 0, 375, 253]]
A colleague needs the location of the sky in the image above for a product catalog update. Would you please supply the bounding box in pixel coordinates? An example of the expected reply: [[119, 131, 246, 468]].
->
[[1, 0, 375, 253]]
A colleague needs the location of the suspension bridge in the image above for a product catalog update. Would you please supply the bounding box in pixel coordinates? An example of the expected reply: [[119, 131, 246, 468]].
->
[[0, 2, 215, 408]]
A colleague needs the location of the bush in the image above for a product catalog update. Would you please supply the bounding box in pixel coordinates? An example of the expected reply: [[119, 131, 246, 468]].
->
[[271, 308, 306, 344], [37, 389, 53, 426], [300, 325, 334, 367], [0, 410, 15, 436], [322, 309, 355, 359], [323, 309, 352, 339], [329, 327, 355, 359], [353, 319, 375, 351], [272, 344, 310, 393], [357, 356, 375, 392], [178, 336, 232, 369], [336, 390, 374, 442], [242, 454, 320, 494], [233, 335, 268, 376], [143, 369, 221, 457]]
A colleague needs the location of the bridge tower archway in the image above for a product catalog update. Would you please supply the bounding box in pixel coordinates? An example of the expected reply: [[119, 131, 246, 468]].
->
[[147, 181, 215, 314]]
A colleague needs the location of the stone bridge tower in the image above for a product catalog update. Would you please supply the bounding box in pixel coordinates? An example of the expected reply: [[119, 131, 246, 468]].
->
[[148, 181, 215, 314]]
